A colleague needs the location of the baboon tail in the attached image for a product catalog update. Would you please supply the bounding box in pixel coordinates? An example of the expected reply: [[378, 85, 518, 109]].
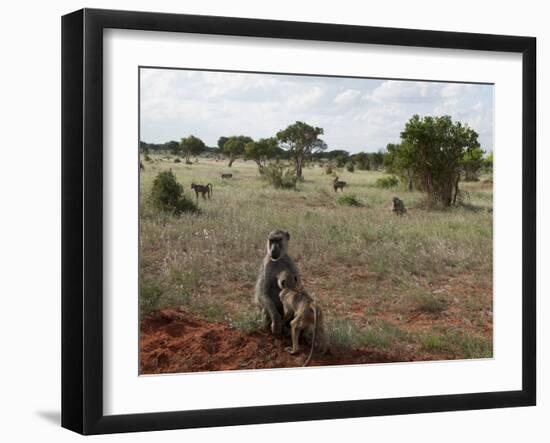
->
[[303, 304, 317, 367], [208, 183, 213, 196]]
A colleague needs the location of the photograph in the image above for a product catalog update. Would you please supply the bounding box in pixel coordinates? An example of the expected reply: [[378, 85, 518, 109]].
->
[[138, 67, 494, 375]]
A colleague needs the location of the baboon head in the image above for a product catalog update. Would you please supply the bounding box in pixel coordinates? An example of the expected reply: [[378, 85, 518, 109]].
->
[[276, 270, 298, 291], [191, 183, 196, 190], [393, 197, 400, 204], [267, 229, 290, 262]]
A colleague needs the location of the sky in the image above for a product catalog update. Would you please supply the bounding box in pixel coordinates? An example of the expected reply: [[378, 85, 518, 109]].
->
[[140, 68, 494, 154]]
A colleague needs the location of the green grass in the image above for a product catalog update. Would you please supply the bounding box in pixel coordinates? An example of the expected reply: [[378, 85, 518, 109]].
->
[[327, 317, 409, 351], [410, 291, 449, 314], [139, 155, 493, 361], [374, 175, 399, 189], [337, 194, 363, 207], [418, 328, 492, 359], [227, 310, 264, 333]]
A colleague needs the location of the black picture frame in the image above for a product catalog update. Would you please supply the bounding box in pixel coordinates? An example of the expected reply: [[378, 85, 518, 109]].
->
[[61, 8, 536, 435]]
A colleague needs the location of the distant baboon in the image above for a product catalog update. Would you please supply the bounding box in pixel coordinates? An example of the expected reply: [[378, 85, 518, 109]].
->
[[392, 197, 407, 215], [221, 173, 233, 179], [139, 161, 145, 171], [191, 183, 212, 200], [277, 270, 328, 366], [333, 176, 347, 192], [254, 230, 300, 336]]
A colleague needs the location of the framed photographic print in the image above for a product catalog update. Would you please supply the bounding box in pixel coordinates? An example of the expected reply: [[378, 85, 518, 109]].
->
[[61, 8, 536, 435]]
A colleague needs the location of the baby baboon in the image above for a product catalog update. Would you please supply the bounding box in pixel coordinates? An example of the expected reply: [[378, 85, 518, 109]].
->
[[254, 230, 300, 336], [221, 173, 233, 179], [333, 176, 347, 192], [277, 270, 328, 366], [392, 196, 407, 215], [191, 183, 212, 200]]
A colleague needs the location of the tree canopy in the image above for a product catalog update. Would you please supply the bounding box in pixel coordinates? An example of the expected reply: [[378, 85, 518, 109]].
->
[[461, 145, 486, 181], [180, 135, 206, 164], [395, 114, 481, 205], [244, 137, 281, 174], [276, 121, 326, 179], [221, 135, 253, 167], [217, 136, 229, 152]]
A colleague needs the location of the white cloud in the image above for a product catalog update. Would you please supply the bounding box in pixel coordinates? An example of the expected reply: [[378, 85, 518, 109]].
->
[[365, 81, 436, 103], [333, 89, 361, 105], [440, 83, 473, 98], [286, 86, 324, 109]]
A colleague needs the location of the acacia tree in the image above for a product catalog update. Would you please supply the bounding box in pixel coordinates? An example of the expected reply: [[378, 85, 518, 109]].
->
[[384, 142, 415, 191], [483, 151, 493, 173], [352, 152, 370, 170], [180, 135, 206, 164], [244, 137, 280, 174], [276, 121, 326, 179], [222, 135, 253, 167], [217, 136, 229, 152], [399, 114, 480, 206], [461, 145, 485, 181]]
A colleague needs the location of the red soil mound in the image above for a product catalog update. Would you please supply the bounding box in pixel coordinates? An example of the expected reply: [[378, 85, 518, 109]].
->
[[140, 308, 409, 374]]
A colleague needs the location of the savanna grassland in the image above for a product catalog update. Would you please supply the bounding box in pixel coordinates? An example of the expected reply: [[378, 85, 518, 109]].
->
[[139, 155, 493, 374]]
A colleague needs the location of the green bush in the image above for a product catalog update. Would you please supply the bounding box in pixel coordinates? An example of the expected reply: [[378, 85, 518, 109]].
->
[[375, 175, 399, 189], [335, 155, 347, 168], [337, 194, 362, 207], [140, 278, 163, 318], [150, 170, 199, 214], [144, 154, 152, 162], [264, 163, 297, 189], [346, 162, 355, 173], [412, 292, 448, 313]]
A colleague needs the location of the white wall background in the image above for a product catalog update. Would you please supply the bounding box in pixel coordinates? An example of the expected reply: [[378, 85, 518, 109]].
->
[[0, 0, 546, 441]]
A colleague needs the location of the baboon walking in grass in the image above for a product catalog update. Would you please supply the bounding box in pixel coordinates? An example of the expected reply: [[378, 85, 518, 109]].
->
[[277, 269, 328, 366], [332, 176, 347, 192], [191, 183, 212, 200], [254, 230, 300, 336]]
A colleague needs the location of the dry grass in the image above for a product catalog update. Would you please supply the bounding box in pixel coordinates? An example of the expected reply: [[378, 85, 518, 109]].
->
[[140, 154, 493, 361]]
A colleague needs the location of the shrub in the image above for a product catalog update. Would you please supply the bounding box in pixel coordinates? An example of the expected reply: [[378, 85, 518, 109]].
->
[[264, 163, 297, 189], [144, 154, 152, 162], [324, 162, 335, 175], [375, 175, 399, 189], [346, 162, 355, 173], [150, 170, 199, 214], [174, 158, 181, 163], [393, 115, 482, 206], [337, 194, 362, 207], [412, 292, 448, 314], [335, 155, 347, 168], [140, 278, 163, 318]]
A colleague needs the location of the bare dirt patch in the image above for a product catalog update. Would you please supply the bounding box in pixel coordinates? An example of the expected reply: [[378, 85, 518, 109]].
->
[[140, 308, 409, 375]]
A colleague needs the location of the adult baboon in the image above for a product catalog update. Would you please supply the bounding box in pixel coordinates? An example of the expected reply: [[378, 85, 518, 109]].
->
[[221, 173, 233, 179], [392, 196, 407, 215], [254, 230, 300, 336], [332, 176, 347, 192], [191, 183, 212, 200], [277, 270, 328, 366], [139, 161, 145, 171]]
